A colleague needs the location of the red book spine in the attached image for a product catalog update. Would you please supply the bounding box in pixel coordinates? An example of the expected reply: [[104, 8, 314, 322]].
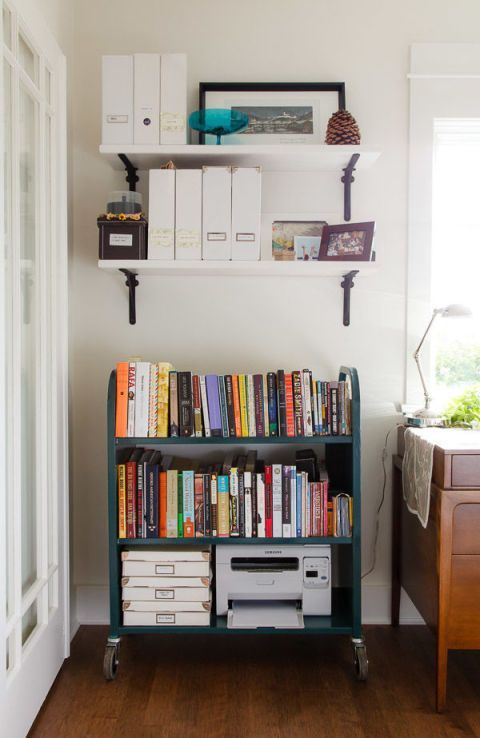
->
[[159, 471, 167, 538], [125, 462, 137, 539], [313, 483, 322, 537], [285, 373, 295, 437], [323, 481, 328, 536], [194, 473, 205, 536], [265, 465, 273, 537]]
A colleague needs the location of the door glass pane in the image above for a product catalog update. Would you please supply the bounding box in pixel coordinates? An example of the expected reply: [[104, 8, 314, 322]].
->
[[19, 83, 37, 595], [22, 600, 38, 646], [3, 5, 12, 49], [45, 66, 51, 105], [18, 32, 37, 85], [4, 58, 14, 619], [45, 112, 55, 570]]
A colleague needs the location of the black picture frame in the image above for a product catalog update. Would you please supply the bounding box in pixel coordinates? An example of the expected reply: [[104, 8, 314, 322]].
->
[[318, 222, 375, 262], [198, 82, 346, 144]]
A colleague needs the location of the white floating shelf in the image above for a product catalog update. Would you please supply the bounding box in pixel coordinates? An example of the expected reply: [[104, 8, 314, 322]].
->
[[99, 144, 380, 173], [98, 259, 378, 278]]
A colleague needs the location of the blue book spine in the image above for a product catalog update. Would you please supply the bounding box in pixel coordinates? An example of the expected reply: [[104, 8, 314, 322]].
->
[[183, 470, 195, 536], [206, 374, 222, 436], [267, 372, 278, 436], [296, 472, 302, 537], [145, 463, 159, 538], [218, 376, 229, 438]]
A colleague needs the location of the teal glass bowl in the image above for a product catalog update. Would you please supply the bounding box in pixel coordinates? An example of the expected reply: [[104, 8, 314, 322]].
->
[[189, 108, 249, 144]]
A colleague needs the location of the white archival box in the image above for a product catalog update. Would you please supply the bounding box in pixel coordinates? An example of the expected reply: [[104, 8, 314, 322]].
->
[[102, 55, 134, 145], [175, 169, 202, 260], [133, 53, 160, 145], [202, 166, 232, 260], [148, 169, 175, 259], [231, 167, 262, 260], [160, 53, 187, 145]]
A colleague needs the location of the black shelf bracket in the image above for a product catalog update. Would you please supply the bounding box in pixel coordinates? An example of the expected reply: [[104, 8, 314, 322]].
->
[[117, 154, 139, 192], [341, 153, 360, 222], [341, 270, 359, 327], [119, 269, 139, 325]]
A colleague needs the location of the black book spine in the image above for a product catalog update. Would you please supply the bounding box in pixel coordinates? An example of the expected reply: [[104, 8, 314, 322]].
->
[[224, 375, 236, 437], [238, 471, 245, 537], [203, 473, 211, 536], [267, 372, 278, 436], [178, 371, 193, 437], [331, 387, 338, 435], [292, 370, 304, 436], [251, 472, 258, 538], [277, 370, 287, 436], [146, 464, 159, 538], [169, 371, 179, 437], [282, 466, 291, 534], [253, 374, 265, 437]]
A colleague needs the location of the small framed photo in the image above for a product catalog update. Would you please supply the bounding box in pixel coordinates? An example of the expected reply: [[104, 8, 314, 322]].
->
[[319, 222, 375, 261], [272, 220, 327, 261]]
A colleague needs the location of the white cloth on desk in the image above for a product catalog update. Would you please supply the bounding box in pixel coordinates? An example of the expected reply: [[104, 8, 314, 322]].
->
[[402, 428, 437, 528]]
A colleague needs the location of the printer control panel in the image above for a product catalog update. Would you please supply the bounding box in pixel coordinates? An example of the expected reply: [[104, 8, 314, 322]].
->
[[303, 557, 330, 589]]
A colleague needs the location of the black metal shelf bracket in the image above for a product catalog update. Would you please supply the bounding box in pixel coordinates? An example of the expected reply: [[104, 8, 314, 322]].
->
[[341, 153, 360, 222], [117, 154, 139, 192], [341, 270, 359, 327], [119, 269, 139, 325]]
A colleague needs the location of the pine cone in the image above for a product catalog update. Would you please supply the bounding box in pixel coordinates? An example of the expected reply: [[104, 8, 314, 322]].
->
[[325, 110, 361, 145]]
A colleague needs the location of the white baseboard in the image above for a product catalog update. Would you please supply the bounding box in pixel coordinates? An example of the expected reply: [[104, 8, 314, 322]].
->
[[75, 583, 424, 627]]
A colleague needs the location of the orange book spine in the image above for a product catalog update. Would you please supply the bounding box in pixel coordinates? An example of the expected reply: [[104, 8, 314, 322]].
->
[[115, 362, 129, 437], [285, 373, 295, 437], [159, 471, 168, 538], [232, 375, 242, 437]]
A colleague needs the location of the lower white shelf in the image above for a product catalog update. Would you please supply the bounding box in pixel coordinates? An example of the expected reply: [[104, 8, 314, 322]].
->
[[98, 259, 378, 278]]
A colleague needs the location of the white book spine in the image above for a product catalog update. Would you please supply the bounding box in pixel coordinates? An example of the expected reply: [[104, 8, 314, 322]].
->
[[202, 166, 232, 260], [127, 362, 136, 437], [148, 169, 175, 259], [134, 362, 150, 437], [175, 170, 202, 260], [290, 467, 296, 538], [160, 53, 187, 145], [244, 471, 252, 538], [272, 464, 283, 537], [262, 375, 269, 437], [102, 55, 133, 145], [302, 370, 313, 437], [257, 474, 266, 538], [133, 53, 160, 145], [199, 375, 211, 437], [247, 374, 256, 437], [231, 167, 262, 260]]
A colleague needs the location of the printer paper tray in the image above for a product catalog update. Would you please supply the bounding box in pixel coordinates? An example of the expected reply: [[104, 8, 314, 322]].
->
[[227, 600, 304, 629]]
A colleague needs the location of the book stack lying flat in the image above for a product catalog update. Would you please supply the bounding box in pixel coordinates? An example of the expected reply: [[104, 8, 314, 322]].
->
[[121, 547, 211, 626]]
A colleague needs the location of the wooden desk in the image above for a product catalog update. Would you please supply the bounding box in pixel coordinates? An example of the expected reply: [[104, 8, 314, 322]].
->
[[391, 431, 480, 712]]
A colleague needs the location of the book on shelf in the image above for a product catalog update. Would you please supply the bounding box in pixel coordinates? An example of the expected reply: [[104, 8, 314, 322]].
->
[[116, 449, 353, 540], [115, 361, 352, 440]]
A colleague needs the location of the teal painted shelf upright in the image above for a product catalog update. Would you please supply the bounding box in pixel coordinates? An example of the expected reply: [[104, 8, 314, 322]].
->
[[104, 366, 367, 680]]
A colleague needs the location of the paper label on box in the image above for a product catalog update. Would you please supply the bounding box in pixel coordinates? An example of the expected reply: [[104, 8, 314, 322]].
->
[[156, 613, 175, 624], [149, 228, 174, 249], [155, 589, 174, 599], [155, 564, 174, 574], [109, 234, 133, 246], [207, 232, 227, 241], [161, 112, 186, 132], [106, 115, 128, 124], [176, 229, 201, 250], [236, 233, 255, 242]]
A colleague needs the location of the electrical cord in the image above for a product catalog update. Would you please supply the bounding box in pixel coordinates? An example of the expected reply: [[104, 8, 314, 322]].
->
[[361, 422, 403, 579]]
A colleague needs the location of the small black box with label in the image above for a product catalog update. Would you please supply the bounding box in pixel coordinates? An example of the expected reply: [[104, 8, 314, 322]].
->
[[98, 217, 148, 259]]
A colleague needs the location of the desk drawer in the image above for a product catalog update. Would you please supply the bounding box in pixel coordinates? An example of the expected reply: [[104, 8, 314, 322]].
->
[[448, 555, 480, 649], [453, 503, 480, 554]]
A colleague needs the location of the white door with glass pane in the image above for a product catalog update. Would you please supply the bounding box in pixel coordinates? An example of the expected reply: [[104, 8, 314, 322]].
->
[[1, 0, 68, 735]]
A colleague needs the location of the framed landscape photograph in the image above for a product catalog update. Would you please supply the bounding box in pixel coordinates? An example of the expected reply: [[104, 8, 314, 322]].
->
[[272, 220, 327, 261], [319, 222, 375, 261], [199, 82, 345, 145]]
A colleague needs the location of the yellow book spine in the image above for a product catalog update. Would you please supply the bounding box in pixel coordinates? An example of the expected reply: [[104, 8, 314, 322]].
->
[[118, 464, 127, 538], [348, 496, 353, 535], [157, 362, 174, 437], [238, 374, 249, 437]]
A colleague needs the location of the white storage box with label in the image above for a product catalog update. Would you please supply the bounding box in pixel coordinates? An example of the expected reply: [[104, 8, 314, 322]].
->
[[160, 53, 187, 145], [102, 55, 134, 145], [122, 559, 210, 577], [175, 170, 202, 260], [231, 167, 262, 260], [148, 169, 175, 259], [123, 610, 210, 627], [122, 575, 210, 588], [202, 166, 232, 260], [121, 548, 210, 563], [123, 599, 210, 613], [133, 53, 160, 145], [122, 585, 209, 602]]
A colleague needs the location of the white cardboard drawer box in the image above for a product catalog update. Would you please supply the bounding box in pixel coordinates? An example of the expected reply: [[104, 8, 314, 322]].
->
[[123, 611, 210, 627], [121, 575, 210, 588], [121, 548, 210, 562], [123, 600, 210, 613], [121, 560, 211, 577], [122, 585, 210, 602]]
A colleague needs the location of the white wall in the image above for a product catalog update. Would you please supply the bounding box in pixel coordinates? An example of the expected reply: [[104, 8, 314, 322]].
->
[[70, 0, 480, 625]]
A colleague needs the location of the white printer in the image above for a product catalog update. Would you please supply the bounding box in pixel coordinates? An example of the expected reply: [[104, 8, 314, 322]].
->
[[216, 545, 331, 629]]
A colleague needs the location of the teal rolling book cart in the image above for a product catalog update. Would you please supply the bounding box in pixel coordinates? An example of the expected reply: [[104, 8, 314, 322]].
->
[[103, 365, 367, 681]]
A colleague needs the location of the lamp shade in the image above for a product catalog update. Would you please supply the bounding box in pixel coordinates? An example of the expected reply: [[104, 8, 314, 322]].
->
[[440, 303, 472, 318]]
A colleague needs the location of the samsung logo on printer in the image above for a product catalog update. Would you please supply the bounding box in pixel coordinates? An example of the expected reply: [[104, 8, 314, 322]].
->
[[264, 550, 283, 554]]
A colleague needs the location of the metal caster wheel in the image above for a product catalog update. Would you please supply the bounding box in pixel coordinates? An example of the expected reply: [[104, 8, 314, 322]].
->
[[103, 641, 120, 681], [353, 643, 368, 681]]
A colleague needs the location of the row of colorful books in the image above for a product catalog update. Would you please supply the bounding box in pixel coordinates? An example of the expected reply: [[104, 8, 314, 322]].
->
[[117, 449, 353, 539], [115, 361, 352, 438]]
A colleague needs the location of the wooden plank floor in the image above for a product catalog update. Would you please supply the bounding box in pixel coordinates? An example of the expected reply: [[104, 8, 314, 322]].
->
[[29, 626, 480, 737]]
